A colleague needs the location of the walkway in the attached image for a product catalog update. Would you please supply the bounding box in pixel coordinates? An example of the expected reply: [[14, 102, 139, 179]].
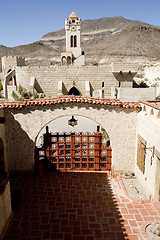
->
[[3, 171, 160, 240]]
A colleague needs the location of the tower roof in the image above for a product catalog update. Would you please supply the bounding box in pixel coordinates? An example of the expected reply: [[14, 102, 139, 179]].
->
[[69, 12, 78, 20]]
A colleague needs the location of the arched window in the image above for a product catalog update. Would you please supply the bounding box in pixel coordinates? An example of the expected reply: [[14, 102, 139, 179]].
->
[[67, 57, 71, 65], [74, 36, 77, 48], [68, 87, 80, 96], [71, 36, 73, 48], [62, 56, 67, 66]]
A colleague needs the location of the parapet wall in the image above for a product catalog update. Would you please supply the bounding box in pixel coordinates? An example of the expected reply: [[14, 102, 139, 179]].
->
[[15, 65, 120, 97]]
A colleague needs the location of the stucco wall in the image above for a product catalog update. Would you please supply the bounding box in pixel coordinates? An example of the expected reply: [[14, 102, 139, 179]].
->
[[135, 107, 160, 201], [4, 103, 139, 173], [0, 181, 12, 238], [0, 110, 8, 173]]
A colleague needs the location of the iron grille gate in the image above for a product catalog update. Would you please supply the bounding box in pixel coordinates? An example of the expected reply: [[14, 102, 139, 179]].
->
[[37, 132, 112, 172]]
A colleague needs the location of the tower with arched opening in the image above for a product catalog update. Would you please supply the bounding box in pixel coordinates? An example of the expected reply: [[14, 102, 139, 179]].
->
[[61, 12, 85, 66]]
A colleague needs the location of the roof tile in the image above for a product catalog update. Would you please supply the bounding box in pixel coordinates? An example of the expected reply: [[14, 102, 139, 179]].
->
[[0, 96, 141, 110]]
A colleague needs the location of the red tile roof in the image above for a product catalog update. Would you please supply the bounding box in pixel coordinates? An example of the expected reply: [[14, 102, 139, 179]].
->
[[0, 96, 141, 110], [139, 100, 160, 110]]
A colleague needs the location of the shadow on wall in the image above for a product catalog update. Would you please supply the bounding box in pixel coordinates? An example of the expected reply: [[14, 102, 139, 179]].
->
[[4, 172, 129, 239], [4, 110, 34, 174]]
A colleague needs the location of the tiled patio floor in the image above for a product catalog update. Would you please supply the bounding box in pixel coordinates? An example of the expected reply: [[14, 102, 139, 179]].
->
[[3, 171, 160, 240]]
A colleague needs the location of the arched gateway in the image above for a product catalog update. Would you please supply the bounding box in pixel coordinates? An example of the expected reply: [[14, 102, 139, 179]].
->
[[35, 116, 112, 172], [1, 96, 141, 174]]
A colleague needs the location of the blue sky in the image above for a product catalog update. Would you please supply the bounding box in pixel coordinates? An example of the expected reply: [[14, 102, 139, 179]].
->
[[0, 0, 160, 47]]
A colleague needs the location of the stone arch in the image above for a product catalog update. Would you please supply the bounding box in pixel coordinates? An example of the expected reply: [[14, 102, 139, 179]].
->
[[68, 86, 80, 95]]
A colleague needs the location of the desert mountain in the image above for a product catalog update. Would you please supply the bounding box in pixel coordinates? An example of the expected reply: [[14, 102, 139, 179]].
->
[[0, 16, 160, 65]]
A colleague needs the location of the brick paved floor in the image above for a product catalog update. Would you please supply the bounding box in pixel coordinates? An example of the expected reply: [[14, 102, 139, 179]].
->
[[3, 171, 160, 240]]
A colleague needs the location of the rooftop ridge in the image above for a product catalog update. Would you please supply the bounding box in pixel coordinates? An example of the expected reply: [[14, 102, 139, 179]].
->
[[0, 96, 141, 110]]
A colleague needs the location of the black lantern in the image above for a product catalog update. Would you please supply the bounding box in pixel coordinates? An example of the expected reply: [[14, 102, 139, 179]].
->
[[68, 116, 78, 127]]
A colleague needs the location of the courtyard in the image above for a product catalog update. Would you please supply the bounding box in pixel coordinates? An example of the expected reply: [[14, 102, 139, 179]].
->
[[3, 171, 160, 240]]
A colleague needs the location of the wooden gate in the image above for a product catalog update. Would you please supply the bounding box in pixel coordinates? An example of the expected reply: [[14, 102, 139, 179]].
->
[[37, 130, 112, 172]]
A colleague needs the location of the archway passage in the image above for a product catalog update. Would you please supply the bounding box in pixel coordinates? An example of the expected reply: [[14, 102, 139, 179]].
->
[[36, 128, 112, 172], [68, 87, 80, 95]]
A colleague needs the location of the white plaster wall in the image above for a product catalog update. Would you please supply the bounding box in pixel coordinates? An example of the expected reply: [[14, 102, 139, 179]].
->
[[4, 103, 138, 173], [135, 111, 160, 201]]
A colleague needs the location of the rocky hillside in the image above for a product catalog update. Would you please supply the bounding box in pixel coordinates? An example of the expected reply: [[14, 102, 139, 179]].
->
[[1, 16, 160, 65]]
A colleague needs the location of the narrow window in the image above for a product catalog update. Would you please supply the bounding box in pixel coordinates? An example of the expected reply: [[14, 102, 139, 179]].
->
[[102, 82, 104, 88], [71, 36, 73, 47], [119, 81, 121, 87], [74, 36, 77, 47]]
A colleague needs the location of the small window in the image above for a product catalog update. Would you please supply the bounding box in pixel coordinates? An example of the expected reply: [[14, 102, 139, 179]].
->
[[59, 137, 64, 142], [59, 163, 64, 168], [75, 137, 80, 142], [75, 158, 80, 162], [89, 144, 94, 149], [137, 135, 146, 174], [66, 150, 71, 155], [82, 157, 87, 162], [89, 157, 94, 162], [52, 157, 57, 162], [52, 144, 57, 149], [89, 163, 94, 168], [66, 137, 71, 142], [66, 163, 71, 168], [52, 137, 57, 142], [59, 150, 64, 155], [89, 150, 94, 155], [102, 150, 107, 155], [75, 150, 80, 155], [89, 137, 94, 142], [75, 163, 80, 168], [82, 163, 87, 168], [59, 144, 64, 149], [66, 158, 71, 162], [102, 82, 104, 88], [59, 158, 64, 162], [119, 82, 121, 87], [82, 143, 87, 148], [66, 144, 71, 148], [82, 137, 87, 142]]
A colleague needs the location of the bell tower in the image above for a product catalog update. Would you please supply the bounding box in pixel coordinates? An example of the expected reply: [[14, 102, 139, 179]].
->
[[65, 12, 82, 58], [61, 12, 85, 66]]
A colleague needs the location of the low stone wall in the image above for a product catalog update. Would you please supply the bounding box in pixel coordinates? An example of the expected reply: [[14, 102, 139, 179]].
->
[[0, 181, 12, 239], [117, 87, 156, 101]]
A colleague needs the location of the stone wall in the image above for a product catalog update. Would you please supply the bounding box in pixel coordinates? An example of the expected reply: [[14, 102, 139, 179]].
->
[[117, 87, 157, 101], [135, 105, 160, 201], [4, 103, 139, 173], [15, 65, 130, 98]]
